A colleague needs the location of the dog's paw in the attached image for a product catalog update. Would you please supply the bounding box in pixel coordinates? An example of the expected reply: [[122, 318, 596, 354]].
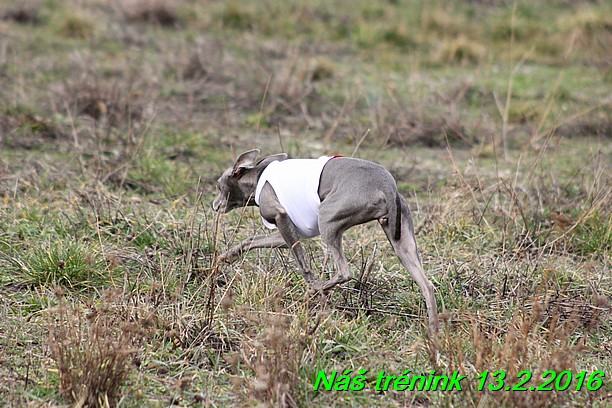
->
[[307, 282, 332, 300], [308, 281, 323, 293], [219, 251, 238, 264]]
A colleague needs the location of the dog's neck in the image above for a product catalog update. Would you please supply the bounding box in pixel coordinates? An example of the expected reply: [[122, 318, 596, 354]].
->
[[243, 163, 272, 207]]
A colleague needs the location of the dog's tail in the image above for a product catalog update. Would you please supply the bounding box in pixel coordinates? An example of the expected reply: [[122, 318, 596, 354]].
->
[[392, 191, 402, 241]]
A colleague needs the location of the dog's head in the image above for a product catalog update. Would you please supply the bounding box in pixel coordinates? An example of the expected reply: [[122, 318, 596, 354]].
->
[[212, 149, 288, 213]]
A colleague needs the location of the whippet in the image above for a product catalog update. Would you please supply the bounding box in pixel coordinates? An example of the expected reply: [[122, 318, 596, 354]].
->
[[212, 149, 439, 333]]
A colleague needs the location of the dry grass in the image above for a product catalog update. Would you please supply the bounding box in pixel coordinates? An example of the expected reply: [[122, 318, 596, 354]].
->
[[47, 290, 152, 407], [427, 285, 608, 406], [0, 0, 610, 406], [121, 0, 183, 27], [236, 287, 301, 407], [1, 4, 41, 25]]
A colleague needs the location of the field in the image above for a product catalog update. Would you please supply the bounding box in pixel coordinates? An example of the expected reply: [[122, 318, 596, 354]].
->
[[0, 0, 610, 406]]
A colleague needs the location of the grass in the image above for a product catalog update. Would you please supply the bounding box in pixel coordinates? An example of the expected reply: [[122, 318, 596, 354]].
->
[[0, 0, 610, 406], [47, 289, 151, 406]]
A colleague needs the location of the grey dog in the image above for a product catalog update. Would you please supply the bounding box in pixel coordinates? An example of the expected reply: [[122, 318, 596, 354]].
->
[[212, 149, 439, 333]]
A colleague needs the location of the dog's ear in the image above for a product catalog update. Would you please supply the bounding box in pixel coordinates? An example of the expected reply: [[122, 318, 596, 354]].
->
[[232, 149, 260, 176], [257, 153, 288, 168]]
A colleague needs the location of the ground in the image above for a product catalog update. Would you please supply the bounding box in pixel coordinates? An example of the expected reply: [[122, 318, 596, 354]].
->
[[0, 0, 610, 407]]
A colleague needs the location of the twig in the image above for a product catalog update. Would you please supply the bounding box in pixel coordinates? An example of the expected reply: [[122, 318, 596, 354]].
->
[[351, 128, 370, 157], [256, 73, 273, 134]]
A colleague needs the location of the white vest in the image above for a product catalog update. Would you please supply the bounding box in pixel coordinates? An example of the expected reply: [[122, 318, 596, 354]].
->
[[254, 156, 334, 238]]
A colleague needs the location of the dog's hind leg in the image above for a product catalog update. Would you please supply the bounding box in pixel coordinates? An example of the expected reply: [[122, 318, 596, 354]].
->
[[316, 203, 366, 292], [316, 189, 390, 291], [381, 195, 440, 333], [317, 225, 352, 291]]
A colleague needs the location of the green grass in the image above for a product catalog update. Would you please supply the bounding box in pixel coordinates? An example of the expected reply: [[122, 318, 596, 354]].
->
[[0, 0, 610, 406]]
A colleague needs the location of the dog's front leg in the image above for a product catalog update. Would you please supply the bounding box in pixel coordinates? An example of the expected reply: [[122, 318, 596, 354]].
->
[[259, 183, 320, 287], [274, 209, 321, 286], [220, 233, 288, 263]]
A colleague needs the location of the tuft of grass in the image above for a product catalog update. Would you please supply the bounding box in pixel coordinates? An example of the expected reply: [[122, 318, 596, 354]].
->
[[380, 23, 417, 49], [123, 0, 182, 27], [243, 305, 299, 406], [4, 241, 112, 292], [56, 12, 95, 39], [430, 296, 605, 407], [58, 74, 147, 127], [568, 210, 612, 257], [435, 35, 487, 66], [421, 4, 467, 39], [558, 7, 612, 42], [1, 3, 42, 25], [47, 290, 150, 407], [219, 2, 254, 31], [0, 105, 67, 149]]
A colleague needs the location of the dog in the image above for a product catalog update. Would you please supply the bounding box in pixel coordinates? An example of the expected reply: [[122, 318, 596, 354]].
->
[[212, 149, 439, 333]]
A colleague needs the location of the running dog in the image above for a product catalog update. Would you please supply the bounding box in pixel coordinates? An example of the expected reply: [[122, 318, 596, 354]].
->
[[212, 149, 439, 332]]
